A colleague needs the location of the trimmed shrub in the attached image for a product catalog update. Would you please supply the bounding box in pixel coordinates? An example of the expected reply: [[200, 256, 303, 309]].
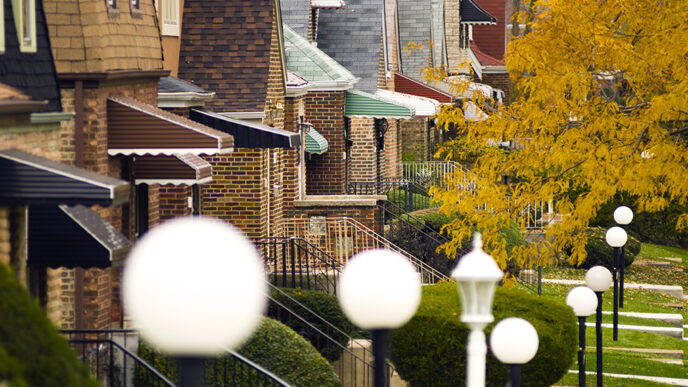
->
[[580, 227, 640, 269], [391, 282, 576, 387], [241, 318, 341, 387], [268, 287, 357, 361], [0, 264, 95, 387], [138, 317, 341, 387]]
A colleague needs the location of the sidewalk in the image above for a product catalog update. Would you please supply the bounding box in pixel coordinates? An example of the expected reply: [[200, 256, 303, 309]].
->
[[568, 370, 688, 386], [542, 278, 684, 299]]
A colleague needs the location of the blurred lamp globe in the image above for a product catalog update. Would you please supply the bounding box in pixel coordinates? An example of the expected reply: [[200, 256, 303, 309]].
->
[[489, 317, 539, 365], [122, 216, 267, 355], [613, 206, 633, 225], [605, 226, 627, 247], [338, 249, 421, 329], [584, 266, 613, 292]]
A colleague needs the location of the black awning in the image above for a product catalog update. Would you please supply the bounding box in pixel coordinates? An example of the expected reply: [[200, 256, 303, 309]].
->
[[190, 109, 300, 149], [460, 0, 497, 24], [0, 149, 129, 206], [28, 205, 131, 268]]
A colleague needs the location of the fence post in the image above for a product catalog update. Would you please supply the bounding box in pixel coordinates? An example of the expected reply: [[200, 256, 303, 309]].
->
[[290, 238, 296, 289]]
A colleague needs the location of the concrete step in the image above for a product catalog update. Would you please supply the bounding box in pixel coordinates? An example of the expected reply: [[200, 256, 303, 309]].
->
[[634, 259, 672, 268], [569, 370, 688, 386], [585, 322, 683, 339], [543, 278, 684, 299], [601, 311, 683, 327]]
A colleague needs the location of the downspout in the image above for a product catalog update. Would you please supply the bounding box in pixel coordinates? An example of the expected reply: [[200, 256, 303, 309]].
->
[[266, 149, 271, 238], [74, 79, 85, 330]]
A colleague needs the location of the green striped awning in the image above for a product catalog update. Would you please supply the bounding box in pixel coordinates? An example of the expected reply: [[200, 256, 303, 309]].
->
[[345, 89, 414, 119], [304, 124, 329, 155]]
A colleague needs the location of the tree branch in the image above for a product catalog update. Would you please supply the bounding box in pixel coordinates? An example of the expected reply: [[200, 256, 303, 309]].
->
[[630, 125, 649, 155], [543, 159, 587, 182], [667, 126, 688, 136]]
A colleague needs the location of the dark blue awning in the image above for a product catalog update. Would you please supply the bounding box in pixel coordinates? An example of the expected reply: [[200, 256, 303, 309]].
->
[[190, 109, 300, 149], [28, 205, 131, 268]]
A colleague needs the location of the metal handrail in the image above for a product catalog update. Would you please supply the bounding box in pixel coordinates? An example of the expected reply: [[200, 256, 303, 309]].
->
[[223, 348, 291, 387], [379, 201, 449, 245]]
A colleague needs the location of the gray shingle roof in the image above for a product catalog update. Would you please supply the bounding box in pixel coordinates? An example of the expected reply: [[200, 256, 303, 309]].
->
[[158, 76, 211, 94], [316, 0, 384, 93], [284, 24, 357, 85], [280, 0, 311, 38], [398, 0, 433, 77]]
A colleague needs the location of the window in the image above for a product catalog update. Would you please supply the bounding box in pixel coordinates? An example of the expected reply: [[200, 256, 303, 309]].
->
[[11, 0, 36, 53], [161, 0, 179, 36], [107, 0, 116, 8], [131, 0, 139, 9]]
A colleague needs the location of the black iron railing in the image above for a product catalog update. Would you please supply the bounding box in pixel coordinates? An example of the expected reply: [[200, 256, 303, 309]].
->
[[255, 237, 342, 294], [62, 330, 291, 386], [346, 178, 436, 214]]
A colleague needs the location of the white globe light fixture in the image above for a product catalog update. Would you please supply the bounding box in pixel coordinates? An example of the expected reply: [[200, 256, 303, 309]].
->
[[613, 206, 633, 309], [566, 286, 598, 387], [584, 265, 612, 387], [122, 216, 267, 386], [489, 317, 539, 387], [605, 226, 627, 247], [613, 206, 633, 225], [451, 233, 504, 387], [338, 249, 422, 387]]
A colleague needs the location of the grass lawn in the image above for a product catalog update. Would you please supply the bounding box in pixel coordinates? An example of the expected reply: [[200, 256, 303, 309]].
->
[[521, 243, 688, 386]]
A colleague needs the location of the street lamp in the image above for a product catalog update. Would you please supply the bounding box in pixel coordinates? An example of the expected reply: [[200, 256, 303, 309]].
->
[[605, 226, 627, 341], [585, 265, 613, 387], [452, 233, 504, 387], [338, 249, 422, 387], [614, 206, 633, 308], [122, 216, 267, 387], [566, 286, 599, 387], [489, 317, 539, 387]]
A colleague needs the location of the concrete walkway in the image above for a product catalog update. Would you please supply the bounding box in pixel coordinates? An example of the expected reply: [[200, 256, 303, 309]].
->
[[584, 322, 683, 339], [568, 370, 688, 386], [543, 278, 684, 299]]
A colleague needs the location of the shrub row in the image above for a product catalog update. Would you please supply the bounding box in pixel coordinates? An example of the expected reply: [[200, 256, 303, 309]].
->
[[391, 282, 576, 387], [579, 227, 640, 269]]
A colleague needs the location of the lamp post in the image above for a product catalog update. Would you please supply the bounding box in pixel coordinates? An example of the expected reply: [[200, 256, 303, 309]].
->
[[585, 265, 613, 387], [605, 226, 627, 341], [122, 216, 267, 387], [452, 233, 504, 387], [337, 249, 422, 387], [614, 206, 633, 308], [566, 286, 599, 387], [489, 317, 539, 387]]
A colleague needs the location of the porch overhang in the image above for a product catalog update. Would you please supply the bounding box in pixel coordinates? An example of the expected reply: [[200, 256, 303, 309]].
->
[[132, 153, 213, 185], [344, 89, 414, 119], [393, 73, 456, 104]]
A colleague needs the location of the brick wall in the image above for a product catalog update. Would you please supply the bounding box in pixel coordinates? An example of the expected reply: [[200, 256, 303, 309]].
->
[[445, 0, 461, 74], [304, 91, 346, 195], [202, 150, 268, 239], [400, 117, 430, 160], [264, 4, 287, 130], [385, 119, 402, 179], [348, 117, 377, 182], [159, 186, 193, 222]]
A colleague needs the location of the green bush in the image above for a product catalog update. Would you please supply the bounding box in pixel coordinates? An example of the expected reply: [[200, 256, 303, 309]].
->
[[391, 282, 576, 387], [241, 318, 341, 387], [0, 264, 95, 387], [268, 287, 357, 361], [591, 194, 688, 248], [138, 317, 341, 387], [580, 227, 640, 269]]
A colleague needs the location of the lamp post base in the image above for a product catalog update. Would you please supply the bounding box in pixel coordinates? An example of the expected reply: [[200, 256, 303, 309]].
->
[[595, 291, 604, 387], [372, 329, 390, 387], [178, 356, 205, 387], [466, 326, 488, 387]]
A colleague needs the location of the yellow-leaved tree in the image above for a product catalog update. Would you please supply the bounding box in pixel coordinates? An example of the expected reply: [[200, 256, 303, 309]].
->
[[429, 0, 688, 274]]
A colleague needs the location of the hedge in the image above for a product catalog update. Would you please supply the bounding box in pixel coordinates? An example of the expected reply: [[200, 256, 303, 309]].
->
[[391, 282, 576, 387], [0, 264, 95, 387], [268, 287, 358, 361], [580, 227, 640, 269], [139, 317, 341, 387]]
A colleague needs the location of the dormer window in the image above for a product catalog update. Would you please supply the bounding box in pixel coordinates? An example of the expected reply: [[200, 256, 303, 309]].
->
[[11, 0, 36, 53], [161, 0, 179, 36]]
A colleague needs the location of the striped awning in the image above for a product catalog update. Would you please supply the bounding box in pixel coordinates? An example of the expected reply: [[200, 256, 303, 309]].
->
[[375, 90, 440, 117], [345, 89, 414, 119], [132, 153, 213, 185], [303, 124, 329, 155]]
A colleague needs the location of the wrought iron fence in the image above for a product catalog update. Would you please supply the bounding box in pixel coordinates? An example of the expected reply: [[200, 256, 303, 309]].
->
[[346, 178, 436, 214], [62, 330, 291, 386], [402, 161, 464, 188], [255, 237, 342, 294], [285, 217, 448, 284]]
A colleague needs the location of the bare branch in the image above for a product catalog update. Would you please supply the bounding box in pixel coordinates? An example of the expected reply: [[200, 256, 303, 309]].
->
[[667, 126, 688, 136], [543, 159, 587, 182], [630, 125, 649, 155]]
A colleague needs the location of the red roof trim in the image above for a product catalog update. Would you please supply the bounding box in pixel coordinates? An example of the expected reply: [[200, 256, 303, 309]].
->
[[393, 73, 455, 104], [470, 41, 504, 67]]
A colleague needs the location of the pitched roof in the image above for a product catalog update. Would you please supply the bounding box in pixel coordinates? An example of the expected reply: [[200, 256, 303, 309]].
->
[[398, 0, 434, 76], [280, 0, 311, 38], [178, 0, 275, 112], [470, 41, 504, 67], [0, 84, 47, 113], [283, 24, 357, 89], [316, 0, 384, 93], [471, 0, 507, 60], [158, 76, 212, 94], [0, 0, 62, 111], [43, 0, 163, 73], [460, 0, 497, 25]]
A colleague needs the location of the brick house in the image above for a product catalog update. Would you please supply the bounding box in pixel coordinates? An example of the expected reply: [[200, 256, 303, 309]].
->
[[0, 0, 137, 330], [40, 0, 234, 329]]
